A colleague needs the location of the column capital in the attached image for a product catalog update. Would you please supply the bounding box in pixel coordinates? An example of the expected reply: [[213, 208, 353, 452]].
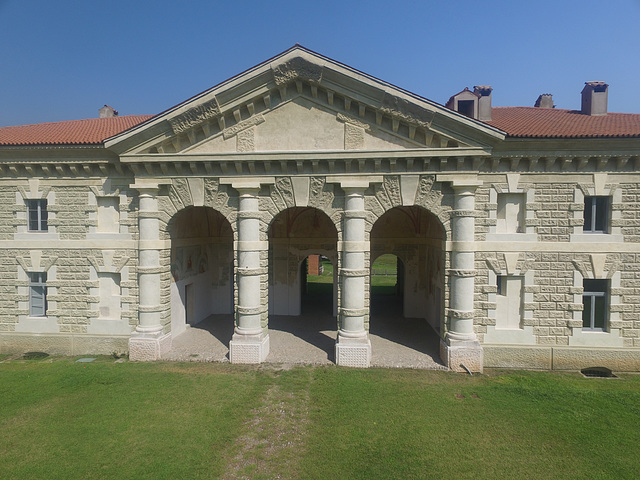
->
[[326, 175, 384, 191], [131, 179, 171, 195], [435, 174, 482, 189], [220, 176, 275, 193]]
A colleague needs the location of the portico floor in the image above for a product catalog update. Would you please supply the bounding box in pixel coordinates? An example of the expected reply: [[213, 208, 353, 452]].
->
[[164, 295, 447, 369]]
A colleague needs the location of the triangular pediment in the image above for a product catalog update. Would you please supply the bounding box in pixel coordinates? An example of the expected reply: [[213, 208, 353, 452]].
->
[[106, 46, 505, 158]]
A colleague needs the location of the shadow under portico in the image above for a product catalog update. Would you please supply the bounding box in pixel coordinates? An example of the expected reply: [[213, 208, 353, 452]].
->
[[166, 292, 445, 368], [369, 294, 445, 369]]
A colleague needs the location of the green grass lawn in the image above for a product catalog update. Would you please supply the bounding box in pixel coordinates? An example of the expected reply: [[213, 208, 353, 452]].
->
[[1, 358, 639, 479]]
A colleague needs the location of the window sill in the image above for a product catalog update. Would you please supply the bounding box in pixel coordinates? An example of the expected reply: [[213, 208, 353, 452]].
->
[[14, 232, 60, 241], [568, 327, 623, 347], [15, 316, 59, 334], [570, 233, 624, 243], [485, 233, 538, 243]]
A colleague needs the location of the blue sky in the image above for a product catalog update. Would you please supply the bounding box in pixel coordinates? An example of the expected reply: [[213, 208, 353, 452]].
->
[[1, 0, 640, 127]]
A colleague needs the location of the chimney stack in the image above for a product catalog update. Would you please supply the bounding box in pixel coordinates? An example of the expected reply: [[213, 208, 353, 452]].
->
[[474, 85, 492, 121], [581, 82, 608, 116], [99, 105, 119, 118], [534, 94, 554, 108]]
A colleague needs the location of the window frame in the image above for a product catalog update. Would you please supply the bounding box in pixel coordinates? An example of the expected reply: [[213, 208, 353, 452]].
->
[[27, 199, 48, 232], [582, 278, 608, 331], [583, 196, 609, 234], [29, 272, 48, 317]]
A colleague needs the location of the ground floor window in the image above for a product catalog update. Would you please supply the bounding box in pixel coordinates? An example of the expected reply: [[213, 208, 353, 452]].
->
[[29, 272, 47, 316], [583, 279, 607, 331]]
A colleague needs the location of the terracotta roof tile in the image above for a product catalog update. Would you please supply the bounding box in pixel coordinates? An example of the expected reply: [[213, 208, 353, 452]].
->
[[2, 106, 640, 145], [0, 115, 154, 146], [487, 107, 640, 138]]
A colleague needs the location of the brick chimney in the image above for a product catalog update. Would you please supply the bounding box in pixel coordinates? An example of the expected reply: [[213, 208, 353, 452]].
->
[[581, 82, 608, 116], [534, 94, 554, 108], [474, 85, 492, 121], [99, 105, 119, 118]]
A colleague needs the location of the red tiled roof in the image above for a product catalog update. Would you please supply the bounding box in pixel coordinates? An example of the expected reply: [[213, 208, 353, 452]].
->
[[487, 107, 640, 138], [0, 115, 154, 146], [2, 106, 640, 146]]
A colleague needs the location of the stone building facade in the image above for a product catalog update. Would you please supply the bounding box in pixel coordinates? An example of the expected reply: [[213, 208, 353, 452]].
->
[[1, 46, 640, 371]]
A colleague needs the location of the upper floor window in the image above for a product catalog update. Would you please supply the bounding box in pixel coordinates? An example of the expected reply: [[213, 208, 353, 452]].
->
[[27, 199, 48, 232], [583, 196, 609, 233], [497, 193, 525, 234], [29, 272, 47, 317], [583, 279, 608, 331]]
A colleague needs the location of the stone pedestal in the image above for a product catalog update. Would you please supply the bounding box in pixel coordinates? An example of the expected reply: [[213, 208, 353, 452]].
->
[[335, 335, 371, 368], [440, 336, 484, 373], [129, 330, 172, 361], [229, 331, 270, 364]]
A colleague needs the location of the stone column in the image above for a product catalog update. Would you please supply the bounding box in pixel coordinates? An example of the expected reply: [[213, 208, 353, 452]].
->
[[223, 178, 273, 363], [440, 178, 484, 372], [129, 182, 171, 360], [335, 178, 379, 367]]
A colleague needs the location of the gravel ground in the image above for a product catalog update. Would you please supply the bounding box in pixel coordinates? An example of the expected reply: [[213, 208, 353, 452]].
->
[[164, 295, 447, 370]]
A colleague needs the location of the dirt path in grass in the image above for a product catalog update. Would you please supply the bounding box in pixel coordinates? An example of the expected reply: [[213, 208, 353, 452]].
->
[[222, 370, 311, 480]]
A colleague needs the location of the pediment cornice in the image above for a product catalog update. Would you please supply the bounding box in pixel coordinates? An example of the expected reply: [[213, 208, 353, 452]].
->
[[106, 47, 505, 157]]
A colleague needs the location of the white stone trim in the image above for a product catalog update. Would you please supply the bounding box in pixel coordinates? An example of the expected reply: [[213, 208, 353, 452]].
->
[[484, 264, 536, 345], [16, 264, 58, 333], [569, 269, 623, 347]]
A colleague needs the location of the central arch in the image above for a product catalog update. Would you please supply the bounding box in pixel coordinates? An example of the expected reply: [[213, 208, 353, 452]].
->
[[268, 207, 338, 362], [369, 206, 446, 365]]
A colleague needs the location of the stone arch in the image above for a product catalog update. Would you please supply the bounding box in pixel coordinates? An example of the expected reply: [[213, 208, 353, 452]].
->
[[370, 205, 446, 334], [261, 176, 342, 239], [364, 175, 451, 240], [165, 204, 234, 338], [268, 206, 338, 316]]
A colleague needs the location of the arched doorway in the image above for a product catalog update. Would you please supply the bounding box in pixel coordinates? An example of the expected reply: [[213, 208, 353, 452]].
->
[[267, 207, 338, 362], [370, 253, 403, 315], [301, 254, 337, 316], [167, 207, 234, 338], [369, 206, 445, 366]]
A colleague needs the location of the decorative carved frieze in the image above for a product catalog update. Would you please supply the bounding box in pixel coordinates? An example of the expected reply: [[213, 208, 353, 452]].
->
[[169, 98, 221, 134], [380, 93, 435, 129], [271, 56, 323, 86], [222, 114, 265, 140], [336, 113, 370, 130]]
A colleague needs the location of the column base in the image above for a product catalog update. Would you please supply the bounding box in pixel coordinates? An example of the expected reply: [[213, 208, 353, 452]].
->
[[335, 334, 371, 368], [440, 336, 484, 373], [129, 330, 172, 361], [229, 331, 270, 364]]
